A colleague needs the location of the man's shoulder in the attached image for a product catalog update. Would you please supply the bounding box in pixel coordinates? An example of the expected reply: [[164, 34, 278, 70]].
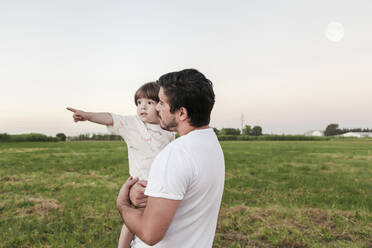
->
[[176, 128, 217, 146], [154, 139, 187, 161]]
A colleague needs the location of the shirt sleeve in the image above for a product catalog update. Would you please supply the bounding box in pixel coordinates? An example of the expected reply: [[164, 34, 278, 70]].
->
[[106, 113, 137, 140], [145, 145, 194, 200]]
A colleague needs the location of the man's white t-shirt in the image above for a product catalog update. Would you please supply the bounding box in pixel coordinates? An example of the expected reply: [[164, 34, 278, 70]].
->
[[132, 128, 225, 248], [107, 114, 175, 180]]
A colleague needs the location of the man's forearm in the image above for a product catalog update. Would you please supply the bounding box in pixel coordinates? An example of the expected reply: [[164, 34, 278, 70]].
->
[[117, 178, 177, 246], [118, 204, 146, 239], [86, 112, 113, 126]]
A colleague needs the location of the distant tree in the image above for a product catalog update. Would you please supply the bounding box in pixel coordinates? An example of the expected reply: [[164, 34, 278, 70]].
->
[[78, 134, 91, 140], [56, 133, 66, 141], [324, 123, 339, 136], [213, 127, 220, 135], [220, 128, 241, 135], [242, 125, 252, 135], [0, 133, 10, 142], [251, 126, 263, 136]]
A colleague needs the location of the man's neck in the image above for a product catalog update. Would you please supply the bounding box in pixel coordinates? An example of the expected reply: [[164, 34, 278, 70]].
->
[[177, 124, 209, 136]]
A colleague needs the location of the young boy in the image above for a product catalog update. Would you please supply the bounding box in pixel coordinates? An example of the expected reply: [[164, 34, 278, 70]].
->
[[67, 82, 175, 248]]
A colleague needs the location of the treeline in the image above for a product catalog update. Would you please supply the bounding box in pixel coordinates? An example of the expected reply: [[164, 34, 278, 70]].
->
[[217, 135, 330, 141], [68, 133, 122, 141], [1, 132, 330, 142], [0, 133, 61, 142], [0, 133, 122, 142], [212, 126, 330, 141], [324, 124, 372, 136], [6, 124, 368, 142], [214, 125, 263, 136]]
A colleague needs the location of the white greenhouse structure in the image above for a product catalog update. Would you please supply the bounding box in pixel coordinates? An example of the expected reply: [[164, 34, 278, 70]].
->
[[341, 132, 372, 138], [304, 130, 324, 136]]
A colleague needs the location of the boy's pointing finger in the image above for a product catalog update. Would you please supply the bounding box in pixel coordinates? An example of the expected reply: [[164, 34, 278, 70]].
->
[[66, 107, 76, 112]]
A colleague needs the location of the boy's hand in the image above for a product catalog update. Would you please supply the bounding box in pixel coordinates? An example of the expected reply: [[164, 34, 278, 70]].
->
[[67, 107, 89, 122], [129, 180, 148, 208]]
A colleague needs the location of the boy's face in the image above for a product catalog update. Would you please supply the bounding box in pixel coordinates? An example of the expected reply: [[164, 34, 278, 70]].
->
[[136, 98, 160, 124]]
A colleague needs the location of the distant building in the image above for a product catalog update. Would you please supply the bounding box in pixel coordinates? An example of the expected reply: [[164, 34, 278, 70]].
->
[[341, 132, 372, 138], [304, 130, 324, 136]]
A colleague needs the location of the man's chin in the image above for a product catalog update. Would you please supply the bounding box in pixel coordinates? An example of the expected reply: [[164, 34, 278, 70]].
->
[[160, 121, 176, 132], [159, 122, 170, 131]]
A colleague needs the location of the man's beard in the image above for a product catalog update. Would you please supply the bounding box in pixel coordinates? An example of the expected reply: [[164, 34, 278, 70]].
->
[[159, 117, 177, 131]]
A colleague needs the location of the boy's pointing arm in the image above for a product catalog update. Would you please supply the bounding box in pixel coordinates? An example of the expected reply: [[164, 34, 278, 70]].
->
[[66, 107, 113, 126]]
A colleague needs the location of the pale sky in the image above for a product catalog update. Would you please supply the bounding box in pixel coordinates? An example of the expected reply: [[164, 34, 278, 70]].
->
[[1, 0, 371, 136]]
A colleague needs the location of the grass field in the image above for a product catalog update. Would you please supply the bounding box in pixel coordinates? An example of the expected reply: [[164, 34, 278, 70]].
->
[[1, 140, 372, 247]]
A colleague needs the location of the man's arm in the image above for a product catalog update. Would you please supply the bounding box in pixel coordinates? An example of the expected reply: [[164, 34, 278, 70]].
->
[[66, 107, 113, 126], [117, 177, 180, 246]]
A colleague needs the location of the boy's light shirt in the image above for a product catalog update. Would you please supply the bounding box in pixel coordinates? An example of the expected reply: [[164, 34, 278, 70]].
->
[[107, 113, 175, 180]]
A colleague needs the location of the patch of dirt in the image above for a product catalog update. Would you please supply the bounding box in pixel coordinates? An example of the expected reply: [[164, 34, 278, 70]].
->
[[2, 176, 21, 181], [320, 188, 330, 193], [225, 172, 233, 179], [53, 152, 86, 156], [279, 239, 308, 248], [58, 171, 81, 179], [352, 155, 372, 161], [0, 148, 52, 154], [309, 153, 343, 159], [217, 206, 371, 247], [219, 205, 249, 218], [81, 171, 109, 179], [16, 197, 61, 217], [0, 203, 5, 216], [226, 187, 255, 194], [64, 182, 96, 188], [214, 233, 273, 248]]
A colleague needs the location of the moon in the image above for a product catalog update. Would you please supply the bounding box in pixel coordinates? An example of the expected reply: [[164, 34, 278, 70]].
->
[[325, 22, 344, 42]]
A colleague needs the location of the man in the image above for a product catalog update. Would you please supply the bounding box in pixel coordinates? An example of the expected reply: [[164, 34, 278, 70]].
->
[[116, 69, 225, 247]]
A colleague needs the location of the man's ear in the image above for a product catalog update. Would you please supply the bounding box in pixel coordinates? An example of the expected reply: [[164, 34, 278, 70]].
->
[[178, 107, 189, 121]]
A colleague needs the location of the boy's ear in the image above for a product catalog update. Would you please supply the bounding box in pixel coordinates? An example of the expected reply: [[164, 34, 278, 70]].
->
[[178, 107, 189, 121]]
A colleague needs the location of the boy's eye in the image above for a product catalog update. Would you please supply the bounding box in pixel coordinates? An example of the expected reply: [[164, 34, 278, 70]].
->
[[137, 100, 141, 104], [148, 101, 153, 105]]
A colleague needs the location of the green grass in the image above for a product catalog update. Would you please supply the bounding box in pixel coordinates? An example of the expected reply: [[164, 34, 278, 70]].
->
[[1, 140, 372, 247]]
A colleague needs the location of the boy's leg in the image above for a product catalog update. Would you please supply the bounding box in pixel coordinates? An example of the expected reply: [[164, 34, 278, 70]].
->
[[118, 224, 134, 248]]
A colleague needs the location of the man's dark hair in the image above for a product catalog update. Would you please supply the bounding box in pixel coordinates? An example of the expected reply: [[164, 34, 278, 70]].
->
[[134, 82, 160, 105], [157, 69, 215, 127]]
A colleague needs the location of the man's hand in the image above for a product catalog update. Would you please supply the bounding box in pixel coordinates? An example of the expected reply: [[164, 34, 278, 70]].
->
[[116, 177, 180, 245], [117, 177, 139, 211], [67, 107, 89, 122], [129, 180, 148, 208]]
